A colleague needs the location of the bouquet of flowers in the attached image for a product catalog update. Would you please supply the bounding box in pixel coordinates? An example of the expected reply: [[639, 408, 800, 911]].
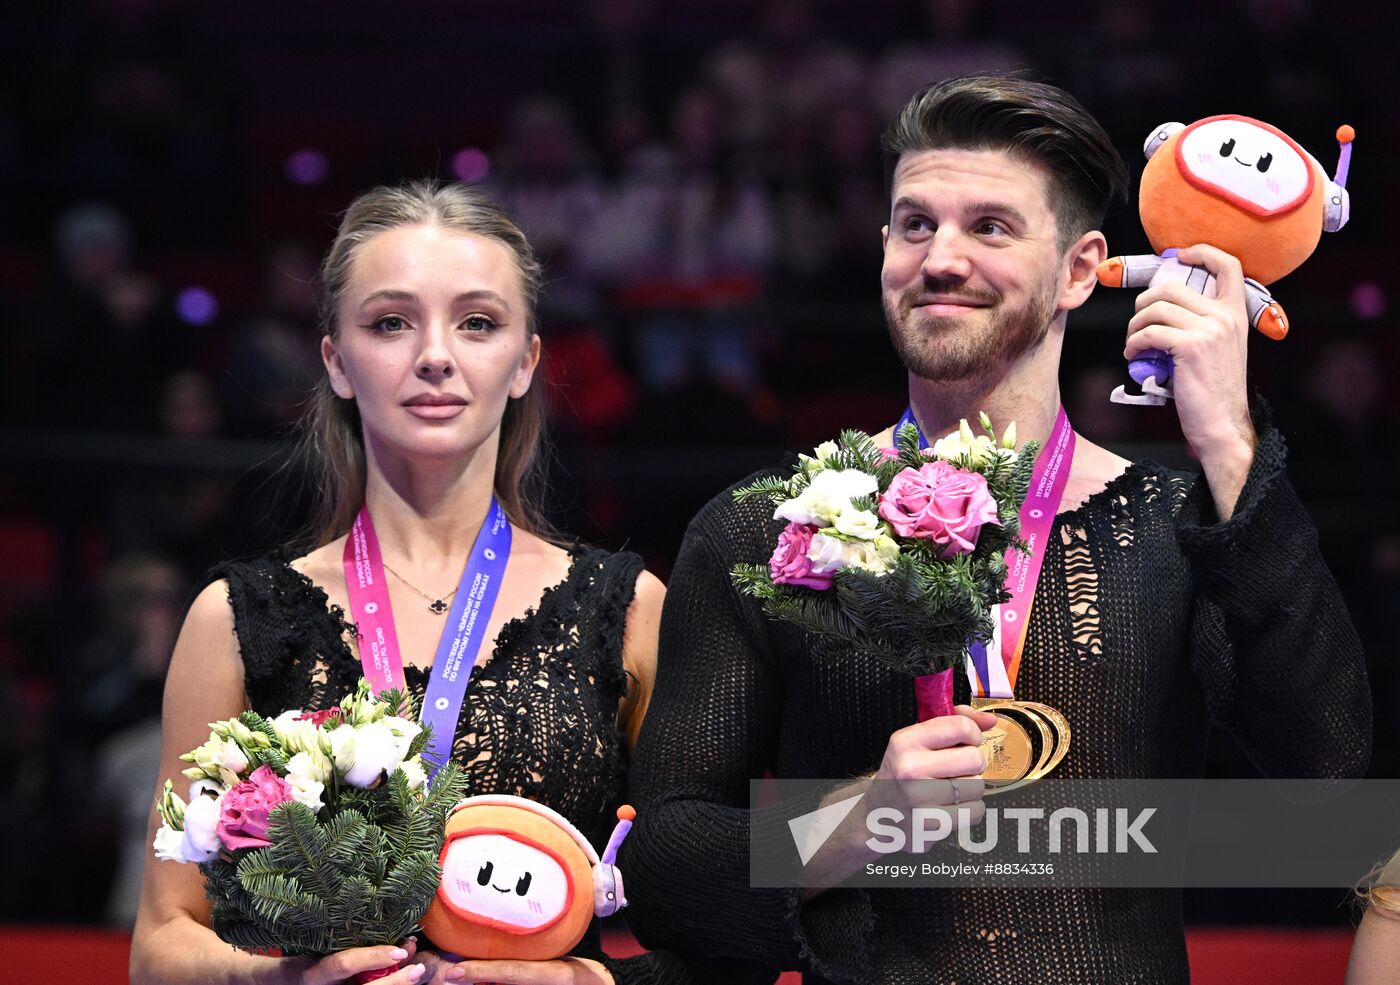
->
[[153, 679, 466, 963], [731, 415, 1037, 719]]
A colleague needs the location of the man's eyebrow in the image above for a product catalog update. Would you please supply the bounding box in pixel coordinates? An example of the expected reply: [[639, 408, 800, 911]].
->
[[967, 201, 1029, 226], [359, 288, 513, 310], [890, 196, 1029, 227]]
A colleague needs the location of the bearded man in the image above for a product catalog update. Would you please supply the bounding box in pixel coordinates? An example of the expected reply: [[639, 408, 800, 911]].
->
[[623, 76, 1369, 984]]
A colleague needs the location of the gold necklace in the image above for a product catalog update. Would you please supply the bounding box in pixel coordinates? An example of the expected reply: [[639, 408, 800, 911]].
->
[[381, 561, 458, 615]]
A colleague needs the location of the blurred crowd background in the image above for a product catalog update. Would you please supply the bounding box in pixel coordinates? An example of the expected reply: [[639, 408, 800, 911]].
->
[[1, 0, 1396, 935]]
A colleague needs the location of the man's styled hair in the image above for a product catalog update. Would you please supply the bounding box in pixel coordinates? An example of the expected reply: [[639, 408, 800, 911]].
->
[[883, 76, 1130, 252]]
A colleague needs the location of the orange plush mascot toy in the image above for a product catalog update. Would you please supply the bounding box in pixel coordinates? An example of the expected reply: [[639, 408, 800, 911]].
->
[[1099, 115, 1354, 404], [421, 795, 634, 960]]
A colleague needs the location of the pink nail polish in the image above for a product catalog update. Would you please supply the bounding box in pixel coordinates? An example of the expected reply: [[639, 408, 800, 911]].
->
[[390, 948, 409, 961], [407, 964, 426, 983]]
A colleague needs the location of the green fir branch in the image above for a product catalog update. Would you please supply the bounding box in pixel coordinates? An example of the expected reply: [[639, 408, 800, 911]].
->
[[379, 852, 443, 942], [848, 493, 875, 514], [834, 429, 883, 472], [404, 725, 432, 762], [731, 563, 780, 600], [374, 687, 415, 722], [261, 803, 340, 903], [732, 475, 794, 504], [421, 762, 468, 819], [326, 875, 376, 950], [210, 907, 290, 955], [243, 873, 331, 936]]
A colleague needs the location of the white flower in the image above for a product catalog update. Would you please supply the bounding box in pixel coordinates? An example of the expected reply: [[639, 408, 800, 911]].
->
[[188, 734, 250, 777], [341, 681, 385, 726], [287, 775, 325, 812], [153, 823, 191, 863], [285, 750, 330, 812], [289, 778, 325, 813], [807, 531, 900, 577], [843, 538, 898, 575], [832, 509, 884, 541], [270, 710, 322, 754], [774, 469, 879, 527], [382, 715, 423, 761], [796, 440, 841, 474], [931, 419, 999, 468], [331, 720, 405, 788], [271, 709, 302, 736], [189, 778, 226, 800], [396, 758, 428, 791], [873, 534, 901, 565], [213, 736, 249, 773], [155, 780, 186, 829], [807, 532, 848, 574], [180, 789, 225, 862], [229, 719, 269, 750], [286, 749, 332, 785]]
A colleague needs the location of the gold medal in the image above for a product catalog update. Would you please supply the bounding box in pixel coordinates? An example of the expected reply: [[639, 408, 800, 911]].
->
[[976, 710, 1036, 786], [1018, 700, 1071, 779], [973, 697, 1071, 793]]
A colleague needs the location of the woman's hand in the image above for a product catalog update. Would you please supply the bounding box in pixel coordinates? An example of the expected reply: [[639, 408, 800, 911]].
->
[[425, 955, 613, 985], [289, 943, 425, 985]]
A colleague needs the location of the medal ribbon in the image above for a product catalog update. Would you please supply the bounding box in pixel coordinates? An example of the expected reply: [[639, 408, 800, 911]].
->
[[343, 498, 512, 774], [894, 406, 1075, 698]]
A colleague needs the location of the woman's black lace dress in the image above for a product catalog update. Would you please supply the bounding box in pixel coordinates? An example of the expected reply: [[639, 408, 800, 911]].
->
[[215, 546, 763, 985]]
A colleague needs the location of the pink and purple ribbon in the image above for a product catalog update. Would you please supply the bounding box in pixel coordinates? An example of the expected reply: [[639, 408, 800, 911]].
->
[[343, 499, 512, 775]]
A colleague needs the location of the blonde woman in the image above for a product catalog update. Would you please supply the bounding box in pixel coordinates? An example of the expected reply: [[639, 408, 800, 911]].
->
[[131, 182, 747, 985]]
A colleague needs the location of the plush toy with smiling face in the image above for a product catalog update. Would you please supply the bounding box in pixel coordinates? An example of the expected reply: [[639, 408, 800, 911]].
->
[[420, 795, 634, 961], [1098, 114, 1354, 405]]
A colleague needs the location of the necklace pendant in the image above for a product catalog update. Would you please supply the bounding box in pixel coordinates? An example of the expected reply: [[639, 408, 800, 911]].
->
[[429, 598, 450, 615]]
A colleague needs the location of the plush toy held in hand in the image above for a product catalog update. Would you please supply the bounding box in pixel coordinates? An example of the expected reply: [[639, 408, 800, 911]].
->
[[420, 795, 634, 960], [1099, 114, 1354, 404]]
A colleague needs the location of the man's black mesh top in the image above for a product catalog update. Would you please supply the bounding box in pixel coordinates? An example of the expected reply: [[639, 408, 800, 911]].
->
[[622, 414, 1371, 985]]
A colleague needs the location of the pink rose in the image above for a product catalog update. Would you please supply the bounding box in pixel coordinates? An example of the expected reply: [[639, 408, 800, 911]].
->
[[769, 522, 833, 590], [877, 446, 900, 461], [877, 460, 1000, 554], [217, 764, 294, 851]]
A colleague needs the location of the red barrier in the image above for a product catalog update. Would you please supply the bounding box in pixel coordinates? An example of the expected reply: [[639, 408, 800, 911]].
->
[[1186, 927, 1353, 985], [0, 925, 1353, 985]]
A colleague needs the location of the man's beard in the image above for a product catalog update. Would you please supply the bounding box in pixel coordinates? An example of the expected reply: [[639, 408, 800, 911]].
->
[[883, 281, 1053, 383]]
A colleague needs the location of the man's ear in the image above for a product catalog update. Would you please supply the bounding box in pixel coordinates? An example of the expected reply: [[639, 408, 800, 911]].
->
[[321, 335, 355, 399], [1057, 230, 1108, 313], [509, 333, 542, 399], [881, 224, 890, 250]]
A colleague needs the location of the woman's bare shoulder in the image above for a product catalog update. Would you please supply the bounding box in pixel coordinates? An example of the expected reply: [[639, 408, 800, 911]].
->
[[287, 537, 348, 587], [512, 528, 575, 582]]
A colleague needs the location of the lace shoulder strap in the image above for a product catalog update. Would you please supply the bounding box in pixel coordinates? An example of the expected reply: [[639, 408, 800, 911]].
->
[[572, 548, 646, 700], [210, 556, 352, 713], [210, 557, 289, 687]]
